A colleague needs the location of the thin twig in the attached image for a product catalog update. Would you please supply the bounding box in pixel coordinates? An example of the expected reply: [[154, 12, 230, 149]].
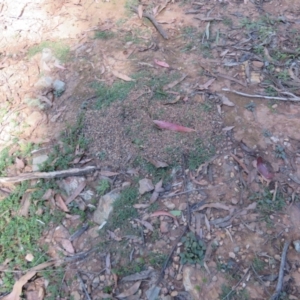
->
[[222, 267, 250, 300], [77, 272, 92, 300], [231, 153, 249, 174], [222, 88, 300, 102], [272, 181, 278, 202], [131, 7, 168, 39], [214, 73, 247, 87], [162, 188, 206, 198], [155, 225, 188, 285], [251, 264, 271, 296], [270, 241, 290, 300]]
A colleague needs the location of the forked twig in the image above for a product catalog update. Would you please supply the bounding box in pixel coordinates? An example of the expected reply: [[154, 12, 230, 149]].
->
[[131, 6, 168, 39]]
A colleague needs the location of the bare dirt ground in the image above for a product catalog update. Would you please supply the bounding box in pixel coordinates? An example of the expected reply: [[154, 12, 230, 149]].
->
[[1, 0, 300, 299]]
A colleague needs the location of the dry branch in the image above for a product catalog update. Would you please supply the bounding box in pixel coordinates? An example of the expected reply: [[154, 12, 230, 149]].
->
[[270, 241, 290, 300], [222, 88, 300, 102], [0, 166, 97, 183], [131, 6, 168, 39]]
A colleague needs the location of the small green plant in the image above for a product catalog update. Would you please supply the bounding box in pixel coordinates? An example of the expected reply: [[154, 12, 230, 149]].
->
[[265, 86, 277, 96], [0, 147, 14, 176], [41, 113, 88, 171], [251, 190, 286, 225], [92, 80, 135, 109], [188, 139, 215, 171], [148, 252, 166, 268], [201, 102, 213, 112], [252, 257, 265, 272], [96, 179, 110, 196], [27, 41, 70, 62], [94, 30, 115, 40], [275, 144, 286, 159], [180, 232, 206, 265], [108, 187, 138, 229], [262, 129, 272, 137], [245, 102, 256, 112], [223, 17, 233, 27], [103, 285, 113, 294], [113, 257, 145, 276], [219, 284, 249, 300]]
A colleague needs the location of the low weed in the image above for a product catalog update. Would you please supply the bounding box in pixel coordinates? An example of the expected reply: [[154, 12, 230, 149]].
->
[[27, 41, 70, 62], [188, 138, 215, 171], [41, 113, 88, 171], [0, 180, 65, 293], [96, 179, 110, 196], [219, 284, 249, 300], [180, 232, 206, 265], [275, 144, 286, 160], [94, 30, 115, 40], [250, 190, 285, 225], [107, 187, 139, 229], [0, 147, 14, 176], [92, 80, 135, 109], [133, 157, 171, 184], [252, 257, 265, 272]]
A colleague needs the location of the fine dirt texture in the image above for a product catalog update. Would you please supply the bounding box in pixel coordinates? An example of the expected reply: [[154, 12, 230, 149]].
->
[[1, 0, 300, 299]]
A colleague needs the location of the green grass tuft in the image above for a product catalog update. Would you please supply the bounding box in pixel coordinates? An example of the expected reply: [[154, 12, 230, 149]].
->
[[27, 41, 70, 62]]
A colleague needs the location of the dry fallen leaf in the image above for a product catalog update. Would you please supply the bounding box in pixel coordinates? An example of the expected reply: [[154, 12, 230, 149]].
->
[[55, 194, 69, 212], [139, 178, 154, 195], [116, 281, 141, 298], [107, 230, 122, 241], [138, 5, 143, 19], [135, 218, 154, 231], [197, 78, 215, 90], [42, 189, 53, 200], [100, 171, 119, 177], [148, 158, 169, 168], [150, 210, 179, 226], [218, 94, 235, 106], [257, 157, 274, 180], [222, 126, 235, 131], [19, 192, 31, 217], [153, 120, 196, 132], [112, 70, 135, 82], [3, 261, 54, 300], [65, 181, 86, 205], [154, 59, 169, 68], [133, 204, 150, 209], [15, 157, 25, 170]]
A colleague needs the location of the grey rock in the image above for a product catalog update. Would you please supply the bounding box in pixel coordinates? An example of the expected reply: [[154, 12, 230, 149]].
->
[[32, 154, 49, 171], [53, 79, 66, 95], [34, 76, 53, 90], [58, 176, 86, 196], [234, 246, 240, 253], [293, 240, 300, 253], [93, 189, 121, 224]]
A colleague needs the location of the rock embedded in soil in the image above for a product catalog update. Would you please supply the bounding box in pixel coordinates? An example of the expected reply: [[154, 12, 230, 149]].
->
[[293, 240, 300, 253], [93, 188, 121, 224]]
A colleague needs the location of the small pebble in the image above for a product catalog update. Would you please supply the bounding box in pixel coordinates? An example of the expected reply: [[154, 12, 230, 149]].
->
[[171, 291, 178, 297], [231, 198, 238, 205], [229, 252, 236, 259], [233, 247, 240, 253], [212, 276, 217, 282], [274, 254, 281, 261]]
